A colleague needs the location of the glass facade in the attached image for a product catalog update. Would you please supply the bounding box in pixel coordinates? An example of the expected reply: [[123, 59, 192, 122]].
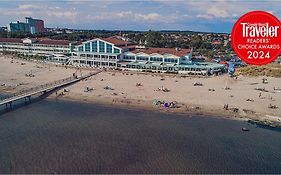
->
[[78, 46, 83, 52], [106, 43, 112, 53], [164, 58, 177, 63], [85, 43, 90, 52], [114, 48, 121, 54], [136, 56, 149, 61], [92, 41, 97, 52], [76, 40, 122, 55], [124, 55, 135, 60], [99, 41, 105, 53], [150, 57, 163, 62]]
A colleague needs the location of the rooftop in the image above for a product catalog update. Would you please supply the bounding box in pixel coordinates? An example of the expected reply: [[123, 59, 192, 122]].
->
[[102, 37, 135, 46], [130, 47, 191, 57], [36, 39, 70, 45], [0, 38, 70, 45], [0, 38, 22, 43], [118, 61, 224, 69]]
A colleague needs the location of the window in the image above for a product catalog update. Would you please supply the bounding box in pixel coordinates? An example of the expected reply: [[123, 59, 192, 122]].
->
[[106, 44, 112, 53], [164, 58, 177, 63], [99, 41, 105, 53], [136, 56, 148, 61], [124, 55, 135, 60], [109, 56, 116, 59], [85, 43, 90, 52], [114, 48, 120, 54], [92, 41, 97, 52], [150, 57, 163, 62], [78, 46, 83, 52]]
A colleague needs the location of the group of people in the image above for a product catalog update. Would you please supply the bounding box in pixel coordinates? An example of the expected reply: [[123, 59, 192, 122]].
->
[[153, 100, 177, 109]]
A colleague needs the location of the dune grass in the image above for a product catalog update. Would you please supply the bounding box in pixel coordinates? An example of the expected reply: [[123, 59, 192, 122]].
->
[[235, 64, 281, 77]]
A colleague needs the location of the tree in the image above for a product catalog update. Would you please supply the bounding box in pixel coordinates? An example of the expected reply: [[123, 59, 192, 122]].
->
[[190, 35, 203, 49], [145, 30, 163, 47]]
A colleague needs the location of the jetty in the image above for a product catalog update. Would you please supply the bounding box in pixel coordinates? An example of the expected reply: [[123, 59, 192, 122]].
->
[[0, 70, 102, 110]]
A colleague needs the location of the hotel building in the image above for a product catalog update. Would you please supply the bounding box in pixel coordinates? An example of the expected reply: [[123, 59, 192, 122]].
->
[[0, 36, 226, 75], [71, 37, 226, 75], [0, 38, 71, 54], [7, 21, 30, 33], [7, 17, 44, 34], [25, 17, 45, 34], [0, 38, 72, 63]]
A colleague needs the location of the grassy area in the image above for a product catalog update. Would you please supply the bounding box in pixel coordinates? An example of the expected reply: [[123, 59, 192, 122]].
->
[[235, 64, 281, 77]]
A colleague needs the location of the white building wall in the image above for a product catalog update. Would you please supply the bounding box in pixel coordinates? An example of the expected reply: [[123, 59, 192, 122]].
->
[[0, 42, 71, 55]]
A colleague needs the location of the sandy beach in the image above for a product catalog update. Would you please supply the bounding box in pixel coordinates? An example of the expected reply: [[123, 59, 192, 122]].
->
[[1, 55, 281, 125], [0, 55, 91, 93]]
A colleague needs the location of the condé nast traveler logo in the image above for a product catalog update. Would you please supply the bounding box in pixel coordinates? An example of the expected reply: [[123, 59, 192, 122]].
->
[[231, 11, 281, 65]]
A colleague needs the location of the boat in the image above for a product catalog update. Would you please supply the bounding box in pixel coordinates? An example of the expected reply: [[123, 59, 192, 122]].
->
[[242, 127, 250, 131]]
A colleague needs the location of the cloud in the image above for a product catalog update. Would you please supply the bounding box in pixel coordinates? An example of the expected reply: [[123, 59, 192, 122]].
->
[[0, 8, 33, 17], [206, 6, 230, 18], [47, 11, 78, 22], [1, 1, 281, 32], [117, 11, 161, 21], [196, 14, 214, 20], [87, 11, 163, 24], [140, 13, 161, 21], [18, 4, 42, 10], [1, 3, 79, 25], [196, 6, 230, 20]]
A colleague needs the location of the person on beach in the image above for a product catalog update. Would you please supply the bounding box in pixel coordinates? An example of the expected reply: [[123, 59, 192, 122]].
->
[[223, 104, 229, 110]]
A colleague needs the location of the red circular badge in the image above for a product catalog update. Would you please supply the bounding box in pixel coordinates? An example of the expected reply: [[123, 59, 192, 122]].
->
[[231, 11, 281, 65]]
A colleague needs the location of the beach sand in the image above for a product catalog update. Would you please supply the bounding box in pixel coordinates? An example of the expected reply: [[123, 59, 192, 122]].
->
[[1, 55, 281, 124], [0, 55, 90, 93]]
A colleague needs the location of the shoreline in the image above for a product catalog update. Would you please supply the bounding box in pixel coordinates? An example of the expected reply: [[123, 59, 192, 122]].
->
[[45, 94, 280, 129], [49, 93, 251, 122], [47, 94, 281, 130], [1, 55, 281, 127]]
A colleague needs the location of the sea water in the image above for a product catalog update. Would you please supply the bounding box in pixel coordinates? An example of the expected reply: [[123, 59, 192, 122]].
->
[[0, 98, 280, 173]]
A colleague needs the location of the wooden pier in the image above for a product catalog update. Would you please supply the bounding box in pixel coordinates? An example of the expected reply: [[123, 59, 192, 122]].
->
[[0, 70, 102, 110]]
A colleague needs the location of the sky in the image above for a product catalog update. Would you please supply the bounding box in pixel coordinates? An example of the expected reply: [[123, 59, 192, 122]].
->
[[0, 0, 281, 33]]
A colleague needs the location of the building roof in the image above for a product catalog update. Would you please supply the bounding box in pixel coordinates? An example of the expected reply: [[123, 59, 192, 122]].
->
[[0, 38, 70, 45], [119, 61, 224, 69], [0, 38, 22, 43], [179, 62, 225, 69], [119, 44, 138, 50], [102, 37, 135, 46], [130, 47, 191, 57], [37, 39, 70, 45]]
